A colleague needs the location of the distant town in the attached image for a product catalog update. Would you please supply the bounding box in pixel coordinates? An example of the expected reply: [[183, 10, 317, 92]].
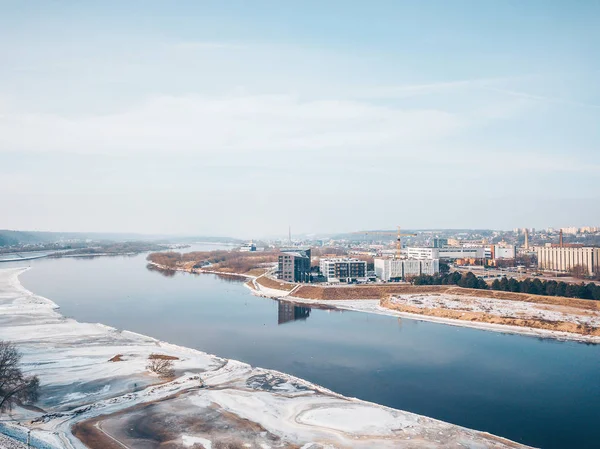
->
[[252, 226, 600, 286], [3, 227, 600, 288]]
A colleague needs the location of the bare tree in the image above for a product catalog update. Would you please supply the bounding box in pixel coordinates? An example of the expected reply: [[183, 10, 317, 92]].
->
[[146, 357, 175, 378], [570, 264, 588, 279], [0, 341, 39, 413]]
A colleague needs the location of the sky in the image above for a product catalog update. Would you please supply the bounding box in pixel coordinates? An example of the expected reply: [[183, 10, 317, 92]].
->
[[1, 1, 599, 238]]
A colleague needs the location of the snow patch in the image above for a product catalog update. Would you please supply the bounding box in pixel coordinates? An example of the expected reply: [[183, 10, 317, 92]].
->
[[297, 404, 410, 435], [182, 435, 212, 448]]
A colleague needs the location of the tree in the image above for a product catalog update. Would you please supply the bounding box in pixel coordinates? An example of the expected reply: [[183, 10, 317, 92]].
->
[[556, 282, 567, 297], [507, 278, 520, 293], [588, 283, 600, 300], [570, 265, 588, 279], [146, 356, 175, 378], [439, 262, 450, 274], [532, 278, 544, 295], [491, 279, 501, 290], [476, 278, 489, 290], [448, 272, 462, 285], [458, 272, 479, 289], [565, 283, 580, 298], [544, 280, 557, 296], [0, 341, 39, 413]]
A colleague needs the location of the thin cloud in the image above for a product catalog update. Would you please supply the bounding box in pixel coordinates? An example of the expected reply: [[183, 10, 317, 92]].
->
[[168, 41, 246, 50], [0, 93, 466, 155], [354, 76, 524, 100], [482, 87, 600, 110]]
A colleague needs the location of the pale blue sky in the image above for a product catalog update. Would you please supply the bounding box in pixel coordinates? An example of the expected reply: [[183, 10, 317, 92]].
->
[[1, 1, 599, 237]]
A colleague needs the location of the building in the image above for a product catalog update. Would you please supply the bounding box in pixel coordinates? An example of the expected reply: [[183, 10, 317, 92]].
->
[[319, 258, 367, 283], [560, 226, 600, 235], [405, 246, 485, 260], [239, 241, 256, 252], [405, 247, 437, 259], [581, 226, 600, 234], [277, 248, 311, 282], [561, 227, 580, 235], [432, 238, 448, 248], [536, 246, 599, 276], [490, 244, 516, 260], [374, 258, 439, 281], [438, 247, 485, 260]]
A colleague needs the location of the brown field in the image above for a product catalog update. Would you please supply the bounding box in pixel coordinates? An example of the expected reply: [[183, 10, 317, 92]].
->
[[148, 353, 180, 361], [255, 275, 297, 292], [292, 283, 600, 312], [380, 297, 600, 337], [294, 284, 448, 300], [244, 267, 269, 277]]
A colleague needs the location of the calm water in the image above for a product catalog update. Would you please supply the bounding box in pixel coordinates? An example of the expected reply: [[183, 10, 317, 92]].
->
[[4, 247, 599, 449]]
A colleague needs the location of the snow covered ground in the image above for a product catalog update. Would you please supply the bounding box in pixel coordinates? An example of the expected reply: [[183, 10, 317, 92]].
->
[[0, 267, 532, 448], [389, 293, 600, 328]]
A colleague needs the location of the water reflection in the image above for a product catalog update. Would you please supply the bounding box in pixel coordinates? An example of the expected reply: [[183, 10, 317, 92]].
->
[[213, 273, 247, 283], [277, 301, 311, 325], [146, 263, 176, 277]]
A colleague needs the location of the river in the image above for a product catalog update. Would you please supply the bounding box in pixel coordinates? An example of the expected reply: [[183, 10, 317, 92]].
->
[[3, 245, 599, 449]]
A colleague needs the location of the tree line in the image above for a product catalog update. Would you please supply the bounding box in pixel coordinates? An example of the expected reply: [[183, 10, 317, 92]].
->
[[411, 272, 600, 300], [147, 250, 279, 274]]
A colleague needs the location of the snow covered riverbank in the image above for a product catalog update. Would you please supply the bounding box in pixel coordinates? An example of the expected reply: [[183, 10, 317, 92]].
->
[[0, 267, 533, 448], [250, 277, 600, 344]]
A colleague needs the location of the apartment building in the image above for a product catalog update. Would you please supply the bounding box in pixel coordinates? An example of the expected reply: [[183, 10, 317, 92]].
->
[[319, 258, 367, 283], [277, 248, 311, 282], [374, 258, 439, 281]]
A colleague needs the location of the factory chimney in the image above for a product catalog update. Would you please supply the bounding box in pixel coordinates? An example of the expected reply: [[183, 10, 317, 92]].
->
[[559, 229, 564, 247], [524, 228, 529, 250]]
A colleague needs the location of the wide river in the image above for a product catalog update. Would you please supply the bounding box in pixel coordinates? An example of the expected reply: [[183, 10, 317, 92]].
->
[[3, 245, 599, 449]]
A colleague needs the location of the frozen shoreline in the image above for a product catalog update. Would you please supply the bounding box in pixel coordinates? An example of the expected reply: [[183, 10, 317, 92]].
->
[[249, 278, 600, 344], [0, 267, 533, 448]]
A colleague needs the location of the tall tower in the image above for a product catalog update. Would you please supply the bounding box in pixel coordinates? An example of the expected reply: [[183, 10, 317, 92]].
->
[[559, 229, 564, 247], [288, 225, 292, 244], [524, 228, 529, 250]]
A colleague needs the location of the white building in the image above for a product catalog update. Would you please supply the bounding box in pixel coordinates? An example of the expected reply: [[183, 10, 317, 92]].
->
[[438, 247, 485, 259], [492, 244, 516, 259], [240, 242, 257, 252], [536, 246, 599, 275], [405, 246, 485, 260], [374, 258, 440, 281], [319, 258, 367, 283], [405, 247, 437, 260]]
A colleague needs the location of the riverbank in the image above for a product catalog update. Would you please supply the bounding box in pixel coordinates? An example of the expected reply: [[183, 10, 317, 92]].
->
[[0, 267, 531, 449], [250, 275, 600, 344]]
